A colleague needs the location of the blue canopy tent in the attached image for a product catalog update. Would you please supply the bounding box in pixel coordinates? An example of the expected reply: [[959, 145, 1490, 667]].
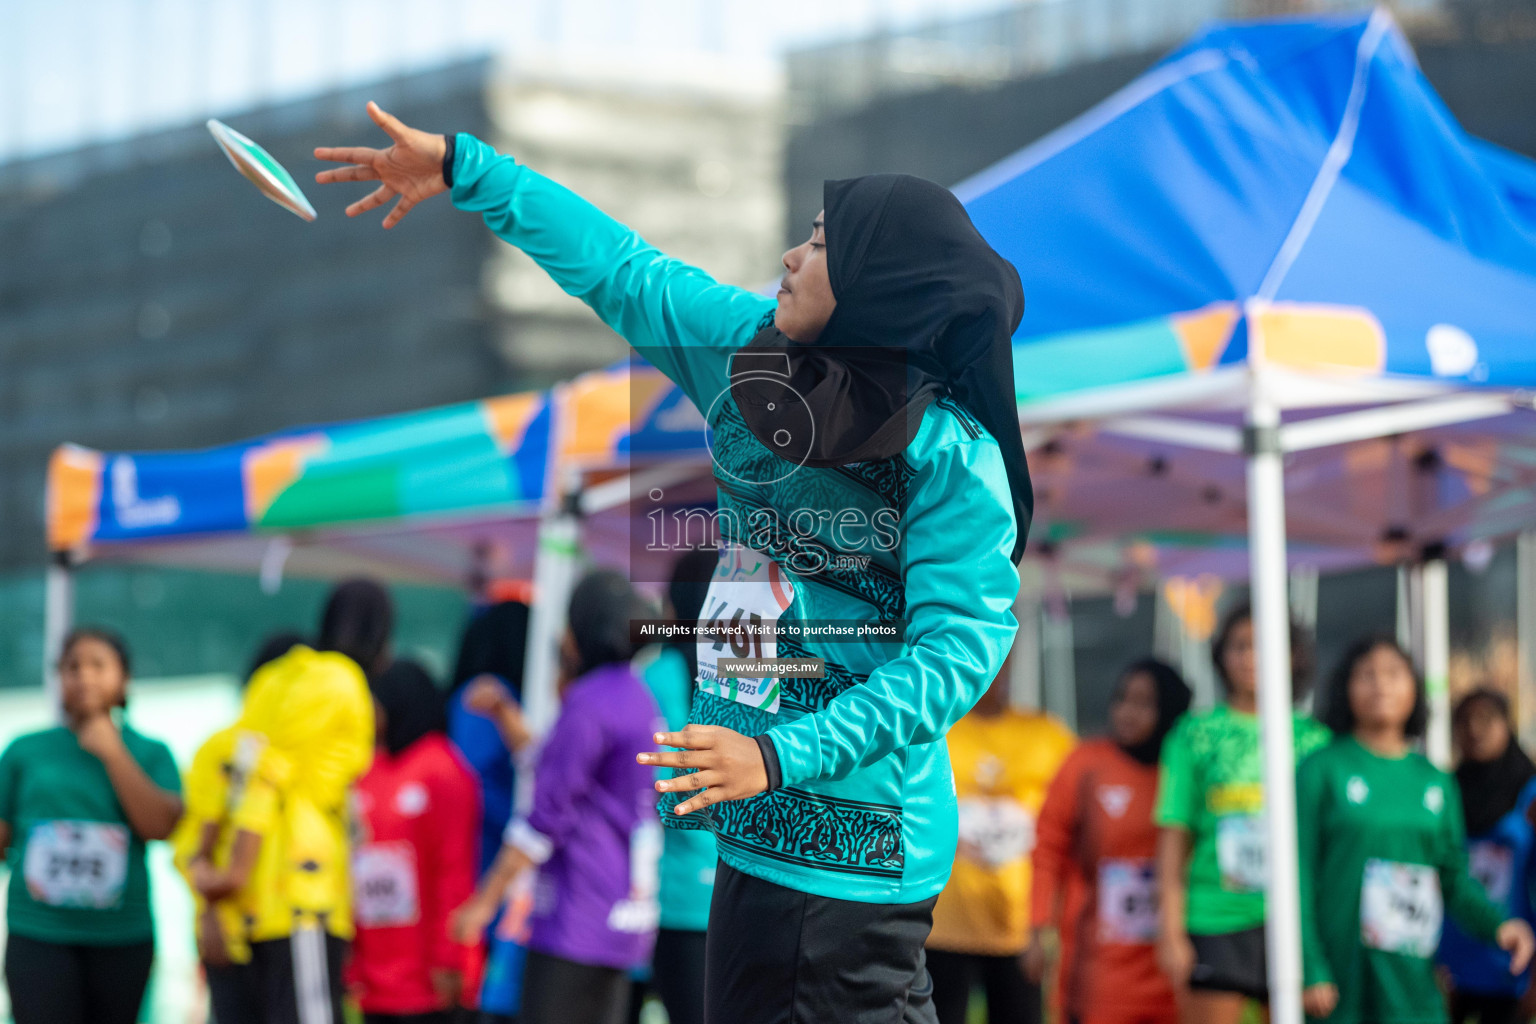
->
[[950, 10, 1536, 1023]]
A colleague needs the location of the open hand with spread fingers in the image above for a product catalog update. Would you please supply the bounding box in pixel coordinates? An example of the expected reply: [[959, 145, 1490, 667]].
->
[[314, 101, 449, 228], [638, 724, 769, 816]]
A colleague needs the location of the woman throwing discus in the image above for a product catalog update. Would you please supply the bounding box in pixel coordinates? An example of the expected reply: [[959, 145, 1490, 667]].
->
[[317, 99, 1030, 1024]]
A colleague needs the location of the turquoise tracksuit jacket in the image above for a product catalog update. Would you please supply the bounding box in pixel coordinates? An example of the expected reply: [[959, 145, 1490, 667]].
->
[[452, 134, 1021, 904]]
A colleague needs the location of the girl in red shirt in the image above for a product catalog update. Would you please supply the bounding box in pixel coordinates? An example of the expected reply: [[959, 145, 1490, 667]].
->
[[1028, 659, 1192, 1024], [348, 659, 481, 1023]]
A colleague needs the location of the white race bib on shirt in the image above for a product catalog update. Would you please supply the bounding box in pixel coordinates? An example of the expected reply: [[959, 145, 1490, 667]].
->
[[352, 841, 419, 928], [23, 820, 129, 909], [1216, 815, 1268, 893], [957, 797, 1034, 868], [1099, 857, 1159, 944], [696, 543, 796, 715], [1360, 859, 1442, 957]]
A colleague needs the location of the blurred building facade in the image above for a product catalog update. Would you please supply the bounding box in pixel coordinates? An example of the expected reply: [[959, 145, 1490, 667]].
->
[[0, 53, 784, 686], [479, 54, 783, 377]]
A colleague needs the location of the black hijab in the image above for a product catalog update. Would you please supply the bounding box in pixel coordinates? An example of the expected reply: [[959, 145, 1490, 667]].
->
[[318, 578, 394, 677], [1116, 658, 1193, 766], [449, 600, 530, 701], [371, 658, 447, 757], [731, 174, 1033, 563], [567, 569, 650, 678], [1455, 689, 1536, 836]]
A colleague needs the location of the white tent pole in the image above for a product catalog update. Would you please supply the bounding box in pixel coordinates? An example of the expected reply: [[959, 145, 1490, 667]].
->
[[1246, 382, 1303, 1024], [43, 557, 75, 716], [1419, 555, 1452, 768], [1519, 532, 1536, 748], [1011, 587, 1042, 710], [521, 468, 584, 738], [1040, 602, 1078, 730]]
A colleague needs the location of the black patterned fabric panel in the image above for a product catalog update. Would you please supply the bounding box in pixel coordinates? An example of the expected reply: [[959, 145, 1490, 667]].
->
[[833, 455, 916, 512], [776, 635, 864, 714], [713, 787, 905, 879]]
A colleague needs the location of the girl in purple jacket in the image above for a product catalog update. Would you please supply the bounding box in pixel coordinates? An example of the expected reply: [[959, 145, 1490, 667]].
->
[[453, 570, 664, 1024]]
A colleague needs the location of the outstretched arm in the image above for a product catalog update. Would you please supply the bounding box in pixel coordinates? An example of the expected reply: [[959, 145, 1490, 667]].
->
[[316, 104, 774, 411]]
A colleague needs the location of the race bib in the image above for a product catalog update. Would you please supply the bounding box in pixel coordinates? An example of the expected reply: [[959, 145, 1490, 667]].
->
[[696, 543, 796, 714], [23, 820, 130, 909], [352, 841, 419, 928], [1099, 857, 1159, 944], [957, 797, 1034, 868], [1216, 815, 1267, 893], [1361, 859, 1442, 957], [1469, 841, 1514, 905]]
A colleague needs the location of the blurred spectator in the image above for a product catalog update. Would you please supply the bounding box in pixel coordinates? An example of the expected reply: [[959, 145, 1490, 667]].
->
[[172, 631, 304, 1024], [222, 579, 383, 1023], [925, 656, 1076, 1024], [1299, 638, 1534, 1023], [452, 601, 536, 1022], [348, 659, 481, 1023], [0, 627, 183, 1024], [1155, 603, 1328, 1024], [448, 600, 531, 870], [626, 548, 719, 1024], [1439, 688, 1536, 1024], [452, 569, 662, 1024], [1028, 659, 1191, 1024]]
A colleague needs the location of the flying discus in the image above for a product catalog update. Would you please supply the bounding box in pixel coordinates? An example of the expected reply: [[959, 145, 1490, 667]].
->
[[207, 118, 317, 222]]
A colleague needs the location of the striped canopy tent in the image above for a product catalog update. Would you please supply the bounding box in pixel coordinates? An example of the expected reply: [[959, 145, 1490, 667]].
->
[[48, 390, 558, 585], [944, 11, 1536, 1024], [42, 360, 707, 724], [43, 356, 712, 582]]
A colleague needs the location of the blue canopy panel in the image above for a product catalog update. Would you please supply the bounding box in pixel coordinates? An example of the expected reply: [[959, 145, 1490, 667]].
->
[[949, 10, 1536, 405]]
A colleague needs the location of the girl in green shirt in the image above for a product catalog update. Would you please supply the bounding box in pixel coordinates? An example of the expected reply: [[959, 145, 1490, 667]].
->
[[0, 628, 184, 1024], [1299, 637, 1534, 1024]]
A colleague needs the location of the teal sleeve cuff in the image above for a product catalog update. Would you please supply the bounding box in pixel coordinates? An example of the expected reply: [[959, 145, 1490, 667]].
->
[[449, 133, 486, 205], [765, 719, 823, 789]]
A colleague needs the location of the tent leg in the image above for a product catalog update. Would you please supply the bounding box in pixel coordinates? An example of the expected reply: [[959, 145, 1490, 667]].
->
[[1519, 532, 1536, 748], [521, 499, 583, 738], [1396, 564, 1413, 654], [44, 557, 74, 716], [1417, 556, 1452, 768], [1010, 589, 1042, 711], [1246, 390, 1302, 1024], [1041, 604, 1078, 731]]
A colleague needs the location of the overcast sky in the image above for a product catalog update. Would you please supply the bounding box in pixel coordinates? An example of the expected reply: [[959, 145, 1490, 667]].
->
[[0, 0, 1016, 164]]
